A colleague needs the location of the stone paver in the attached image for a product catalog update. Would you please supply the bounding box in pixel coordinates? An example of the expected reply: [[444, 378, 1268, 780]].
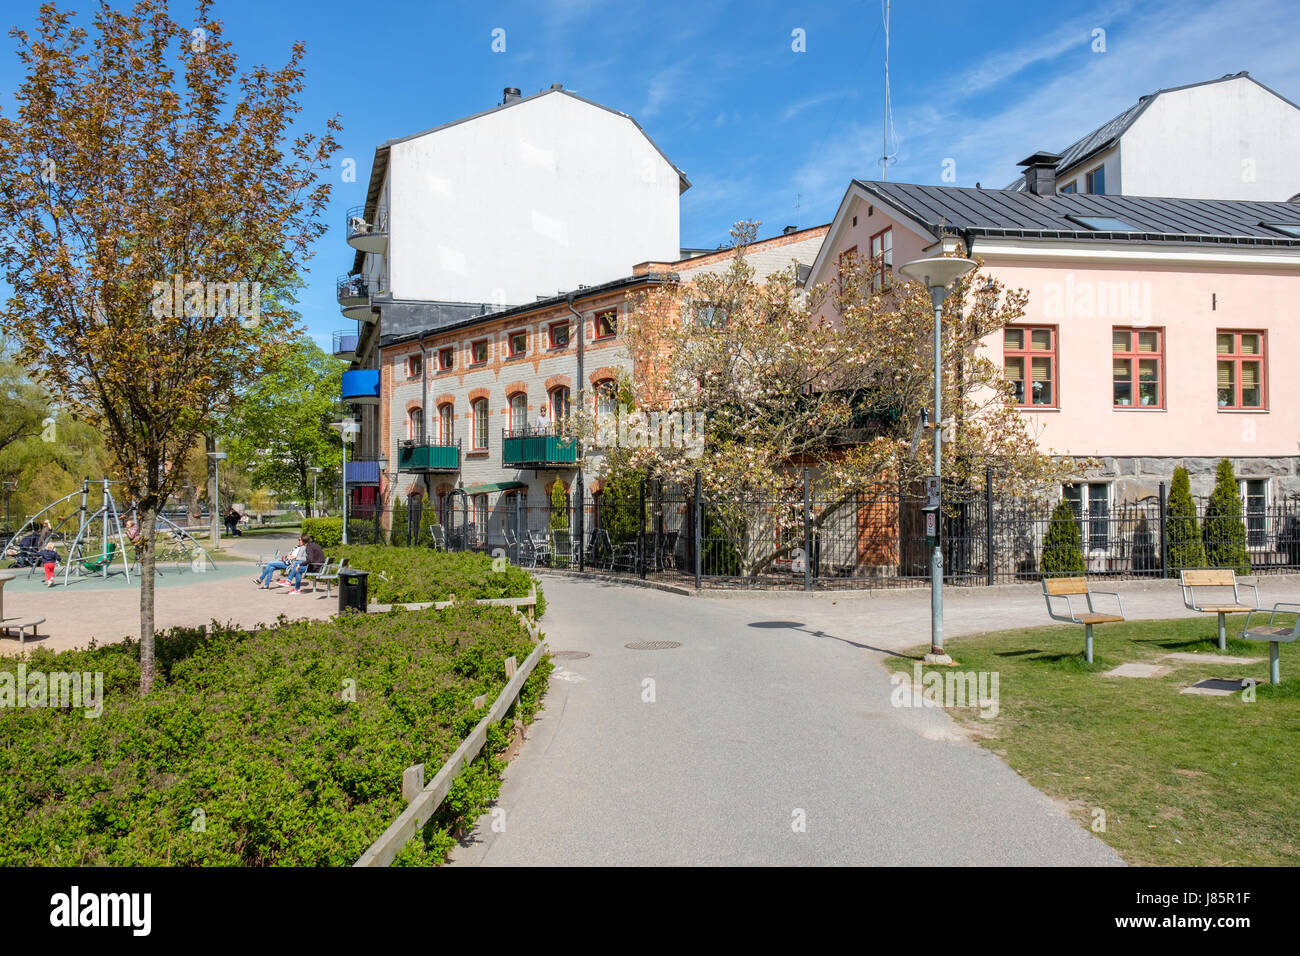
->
[[1163, 652, 1262, 665], [1105, 662, 1173, 678]]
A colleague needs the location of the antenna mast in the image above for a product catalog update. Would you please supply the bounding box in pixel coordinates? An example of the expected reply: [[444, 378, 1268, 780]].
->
[[882, 0, 891, 181]]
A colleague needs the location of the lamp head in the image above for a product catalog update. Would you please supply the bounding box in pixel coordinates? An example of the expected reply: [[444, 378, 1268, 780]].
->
[[897, 256, 978, 292]]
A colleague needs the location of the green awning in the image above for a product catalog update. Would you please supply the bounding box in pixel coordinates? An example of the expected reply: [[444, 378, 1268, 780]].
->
[[462, 481, 529, 495]]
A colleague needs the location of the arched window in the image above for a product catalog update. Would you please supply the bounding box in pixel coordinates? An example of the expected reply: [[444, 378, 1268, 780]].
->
[[510, 393, 528, 432], [595, 380, 618, 418], [408, 407, 424, 441], [438, 404, 454, 444], [472, 398, 489, 450], [549, 386, 570, 423]]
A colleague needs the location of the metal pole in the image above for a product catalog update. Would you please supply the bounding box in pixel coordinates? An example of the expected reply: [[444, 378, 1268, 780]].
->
[[515, 490, 523, 565], [693, 470, 702, 590], [1158, 480, 1168, 578], [342, 436, 349, 545], [576, 472, 585, 572], [802, 468, 811, 592], [213, 456, 221, 549], [986, 466, 995, 587], [929, 287, 948, 661], [639, 475, 647, 580]]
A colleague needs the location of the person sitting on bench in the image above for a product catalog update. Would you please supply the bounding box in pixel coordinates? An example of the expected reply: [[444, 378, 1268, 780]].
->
[[284, 535, 326, 594], [255, 537, 306, 589]]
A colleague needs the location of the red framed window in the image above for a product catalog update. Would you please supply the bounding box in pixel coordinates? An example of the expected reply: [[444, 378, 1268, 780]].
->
[[407, 354, 422, 378], [1217, 330, 1266, 409], [1003, 326, 1056, 407], [549, 386, 570, 422], [408, 408, 423, 441], [548, 321, 570, 349], [472, 399, 488, 450], [594, 309, 617, 339], [508, 329, 527, 357], [470, 339, 488, 365], [838, 245, 857, 278], [869, 228, 893, 291], [1112, 327, 1163, 408], [438, 346, 454, 371], [437, 404, 454, 444]]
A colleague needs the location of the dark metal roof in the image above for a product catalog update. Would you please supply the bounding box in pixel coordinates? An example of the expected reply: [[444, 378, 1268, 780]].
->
[[855, 180, 1300, 248], [380, 272, 678, 349], [1005, 72, 1300, 190]]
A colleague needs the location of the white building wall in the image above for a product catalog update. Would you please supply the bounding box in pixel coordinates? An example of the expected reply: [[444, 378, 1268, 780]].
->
[[387, 92, 682, 304], [1118, 77, 1300, 200]]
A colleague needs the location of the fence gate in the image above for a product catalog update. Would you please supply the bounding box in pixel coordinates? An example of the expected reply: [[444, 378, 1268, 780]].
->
[[443, 489, 471, 552]]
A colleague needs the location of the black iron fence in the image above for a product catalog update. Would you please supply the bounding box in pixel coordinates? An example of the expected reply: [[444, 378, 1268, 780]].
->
[[363, 472, 1300, 590]]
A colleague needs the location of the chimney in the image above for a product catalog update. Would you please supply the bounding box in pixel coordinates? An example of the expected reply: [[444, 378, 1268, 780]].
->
[[503, 87, 522, 105], [782, 225, 797, 235], [1017, 151, 1062, 196]]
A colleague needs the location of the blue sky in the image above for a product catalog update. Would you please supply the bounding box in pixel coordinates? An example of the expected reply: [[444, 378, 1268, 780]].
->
[[4, 0, 1300, 347]]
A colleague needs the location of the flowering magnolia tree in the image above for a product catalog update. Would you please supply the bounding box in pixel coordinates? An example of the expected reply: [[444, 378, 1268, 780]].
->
[[0, 0, 339, 691], [610, 222, 1070, 576]]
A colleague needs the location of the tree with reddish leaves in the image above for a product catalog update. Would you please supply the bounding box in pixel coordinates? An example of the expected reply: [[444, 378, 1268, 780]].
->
[[0, 0, 339, 691]]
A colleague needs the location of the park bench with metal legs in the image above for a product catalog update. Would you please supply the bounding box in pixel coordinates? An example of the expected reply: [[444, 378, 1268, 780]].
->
[[1238, 603, 1300, 685], [0, 570, 44, 645], [309, 557, 348, 596], [1179, 569, 1259, 651], [1042, 576, 1126, 663]]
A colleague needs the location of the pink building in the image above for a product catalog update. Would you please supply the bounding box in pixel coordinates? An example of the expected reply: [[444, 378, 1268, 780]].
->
[[805, 176, 1300, 515]]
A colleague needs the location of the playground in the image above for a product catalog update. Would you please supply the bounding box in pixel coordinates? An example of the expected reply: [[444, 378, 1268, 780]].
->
[[0, 527, 335, 654]]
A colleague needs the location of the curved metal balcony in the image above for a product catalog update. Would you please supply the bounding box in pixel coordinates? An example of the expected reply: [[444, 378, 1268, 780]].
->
[[345, 204, 388, 254], [336, 272, 378, 322], [332, 328, 359, 361], [501, 426, 580, 468], [341, 368, 380, 405]]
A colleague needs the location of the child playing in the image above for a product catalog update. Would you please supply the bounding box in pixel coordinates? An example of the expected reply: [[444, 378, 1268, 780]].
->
[[38, 542, 59, 587]]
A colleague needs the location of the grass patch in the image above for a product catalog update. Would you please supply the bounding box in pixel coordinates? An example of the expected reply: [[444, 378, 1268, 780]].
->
[[0, 605, 550, 866], [885, 616, 1300, 866]]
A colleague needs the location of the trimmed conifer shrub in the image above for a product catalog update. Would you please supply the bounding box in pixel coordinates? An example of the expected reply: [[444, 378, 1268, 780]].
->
[[1040, 498, 1085, 575], [1166, 466, 1206, 571], [1202, 458, 1251, 573]]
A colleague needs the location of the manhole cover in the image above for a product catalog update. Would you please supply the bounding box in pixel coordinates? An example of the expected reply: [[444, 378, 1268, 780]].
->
[[551, 651, 590, 660], [625, 641, 682, 650]]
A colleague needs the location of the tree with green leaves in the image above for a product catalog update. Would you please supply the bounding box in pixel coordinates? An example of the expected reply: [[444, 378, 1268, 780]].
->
[[1166, 466, 1206, 571], [1040, 498, 1085, 575], [0, 1, 339, 692], [1203, 458, 1251, 573], [549, 480, 570, 532], [223, 335, 343, 516]]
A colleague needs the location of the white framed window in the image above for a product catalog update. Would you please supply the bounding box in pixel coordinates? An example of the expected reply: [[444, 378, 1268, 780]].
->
[[472, 399, 489, 450], [1240, 478, 1268, 548], [408, 408, 423, 441], [438, 404, 454, 444], [550, 386, 570, 422], [510, 394, 528, 432], [1063, 482, 1111, 553]]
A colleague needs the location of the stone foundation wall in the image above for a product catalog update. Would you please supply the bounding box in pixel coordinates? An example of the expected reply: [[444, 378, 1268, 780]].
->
[[1075, 456, 1300, 503]]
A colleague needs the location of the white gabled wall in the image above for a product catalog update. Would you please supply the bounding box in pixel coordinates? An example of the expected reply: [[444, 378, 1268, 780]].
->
[[387, 91, 682, 304], [1119, 77, 1300, 200]]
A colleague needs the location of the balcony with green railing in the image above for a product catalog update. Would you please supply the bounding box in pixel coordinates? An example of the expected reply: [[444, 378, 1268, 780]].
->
[[397, 437, 461, 473], [501, 426, 580, 468]]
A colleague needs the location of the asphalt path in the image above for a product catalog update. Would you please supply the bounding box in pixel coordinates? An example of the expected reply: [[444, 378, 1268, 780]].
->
[[450, 576, 1141, 866]]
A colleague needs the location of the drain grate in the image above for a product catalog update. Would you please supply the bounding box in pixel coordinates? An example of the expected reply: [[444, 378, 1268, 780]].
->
[[625, 640, 683, 650], [551, 650, 591, 660]]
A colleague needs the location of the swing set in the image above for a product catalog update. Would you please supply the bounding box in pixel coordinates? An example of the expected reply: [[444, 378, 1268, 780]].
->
[[0, 478, 216, 584]]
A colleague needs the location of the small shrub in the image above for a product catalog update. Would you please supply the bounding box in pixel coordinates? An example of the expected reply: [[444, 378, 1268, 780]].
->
[[302, 516, 377, 548], [1203, 458, 1251, 573], [390, 495, 410, 547], [1040, 498, 1085, 575], [549, 479, 569, 532], [1166, 466, 1205, 571], [417, 494, 439, 548], [335, 546, 541, 607]]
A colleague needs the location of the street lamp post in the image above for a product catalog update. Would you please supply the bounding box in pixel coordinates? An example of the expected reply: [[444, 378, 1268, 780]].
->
[[375, 454, 389, 544], [898, 253, 977, 664], [330, 420, 360, 544], [309, 467, 323, 517], [207, 451, 228, 548]]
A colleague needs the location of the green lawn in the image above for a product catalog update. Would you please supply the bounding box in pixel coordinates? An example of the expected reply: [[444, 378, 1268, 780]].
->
[[885, 616, 1300, 866]]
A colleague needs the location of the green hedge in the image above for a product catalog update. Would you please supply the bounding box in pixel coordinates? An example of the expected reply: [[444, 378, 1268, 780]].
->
[[336, 546, 543, 616], [0, 605, 550, 866], [301, 516, 379, 548]]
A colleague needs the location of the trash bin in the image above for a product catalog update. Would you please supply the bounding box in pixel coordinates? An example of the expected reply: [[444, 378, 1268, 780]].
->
[[338, 569, 370, 613]]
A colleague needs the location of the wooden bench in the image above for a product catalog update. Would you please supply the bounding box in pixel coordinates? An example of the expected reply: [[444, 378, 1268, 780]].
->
[[1239, 603, 1300, 685], [1, 616, 46, 646], [1042, 576, 1125, 663], [1179, 569, 1259, 651]]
